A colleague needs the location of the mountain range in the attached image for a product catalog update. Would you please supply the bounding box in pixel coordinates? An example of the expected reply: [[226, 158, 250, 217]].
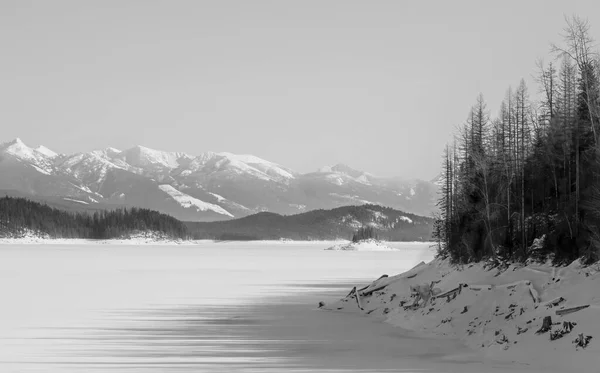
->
[[0, 138, 439, 222]]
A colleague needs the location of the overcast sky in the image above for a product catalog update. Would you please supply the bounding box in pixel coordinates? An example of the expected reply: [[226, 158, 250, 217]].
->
[[1, 0, 600, 179]]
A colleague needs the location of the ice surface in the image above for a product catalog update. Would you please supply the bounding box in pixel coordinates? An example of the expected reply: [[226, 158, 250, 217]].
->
[[0, 241, 453, 373]]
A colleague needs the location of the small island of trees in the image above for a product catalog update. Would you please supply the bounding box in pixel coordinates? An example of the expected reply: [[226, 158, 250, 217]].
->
[[352, 226, 377, 242]]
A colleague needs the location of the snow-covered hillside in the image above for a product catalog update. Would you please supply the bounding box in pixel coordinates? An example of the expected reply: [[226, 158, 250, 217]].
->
[[324, 258, 600, 373]]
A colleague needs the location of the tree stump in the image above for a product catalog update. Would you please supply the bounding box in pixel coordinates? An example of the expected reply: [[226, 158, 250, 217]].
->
[[563, 321, 576, 333], [573, 333, 593, 349], [536, 316, 552, 334]]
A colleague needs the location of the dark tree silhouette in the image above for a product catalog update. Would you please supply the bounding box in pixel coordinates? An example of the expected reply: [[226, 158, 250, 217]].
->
[[435, 16, 600, 265]]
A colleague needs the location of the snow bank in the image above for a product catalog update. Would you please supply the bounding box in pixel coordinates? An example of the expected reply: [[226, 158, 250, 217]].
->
[[325, 258, 600, 372], [325, 239, 397, 251]]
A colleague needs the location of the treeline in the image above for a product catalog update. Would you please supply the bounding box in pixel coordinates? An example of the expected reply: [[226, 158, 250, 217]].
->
[[0, 196, 189, 239], [434, 16, 600, 264]]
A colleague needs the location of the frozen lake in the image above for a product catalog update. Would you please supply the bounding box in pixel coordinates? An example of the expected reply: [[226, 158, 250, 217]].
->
[[0, 241, 533, 373]]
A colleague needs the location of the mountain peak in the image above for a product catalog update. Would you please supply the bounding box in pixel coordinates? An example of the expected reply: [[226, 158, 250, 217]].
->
[[2, 137, 32, 154], [123, 145, 191, 169], [1, 137, 26, 149], [331, 163, 365, 178], [105, 147, 122, 154]]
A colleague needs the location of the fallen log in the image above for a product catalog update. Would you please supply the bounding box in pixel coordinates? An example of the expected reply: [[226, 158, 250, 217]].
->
[[556, 305, 590, 316], [435, 286, 461, 299], [361, 283, 391, 297], [357, 284, 370, 293], [545, 296, 566, 309], [345, 287, 357, 298], [359, 275, 400, 297]]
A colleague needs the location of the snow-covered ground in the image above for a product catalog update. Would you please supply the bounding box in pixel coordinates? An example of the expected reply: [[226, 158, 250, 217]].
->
[[326, 257, 600, 373]]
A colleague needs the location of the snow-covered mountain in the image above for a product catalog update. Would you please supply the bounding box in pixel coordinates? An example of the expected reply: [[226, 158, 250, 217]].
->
[[0, 138, 438, 221]]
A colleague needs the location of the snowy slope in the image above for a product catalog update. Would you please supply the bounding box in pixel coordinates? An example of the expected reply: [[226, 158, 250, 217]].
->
[[35, 145, 58, 158], [181, 151, 295, 183], [217, 152, 295, 180], [326, 258, 600, 373], [158, 184, 233, 217]]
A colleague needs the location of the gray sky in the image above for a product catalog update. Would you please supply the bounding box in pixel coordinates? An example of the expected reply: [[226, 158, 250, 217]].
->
[[1, 0, 599, 179]]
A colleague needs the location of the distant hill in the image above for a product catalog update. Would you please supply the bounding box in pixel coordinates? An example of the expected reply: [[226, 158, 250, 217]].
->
[[186, 204, 434, 241]]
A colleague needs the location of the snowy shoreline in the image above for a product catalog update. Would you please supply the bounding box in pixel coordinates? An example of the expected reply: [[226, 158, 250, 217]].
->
[[0, 235, 432, 246], [323, 257, 600, 372]]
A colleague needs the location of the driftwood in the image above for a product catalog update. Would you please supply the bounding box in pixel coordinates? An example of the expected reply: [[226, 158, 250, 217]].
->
[[436, 285, 461, 299], [354, 287, 363, 310], [357, 274, 390, 297], [555, 305, 590, 316], [361, 283, 391, 297], [545, 296, 566, 309], [345, 287, 357, 298], [357, 284, 370, 293], [345, 286, 363, 310]]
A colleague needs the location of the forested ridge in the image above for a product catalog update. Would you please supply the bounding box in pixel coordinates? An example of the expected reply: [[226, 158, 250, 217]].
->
[[434, 16, 600, 264], [188, 204, 433, 241], [0, 196, 189, 239]]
